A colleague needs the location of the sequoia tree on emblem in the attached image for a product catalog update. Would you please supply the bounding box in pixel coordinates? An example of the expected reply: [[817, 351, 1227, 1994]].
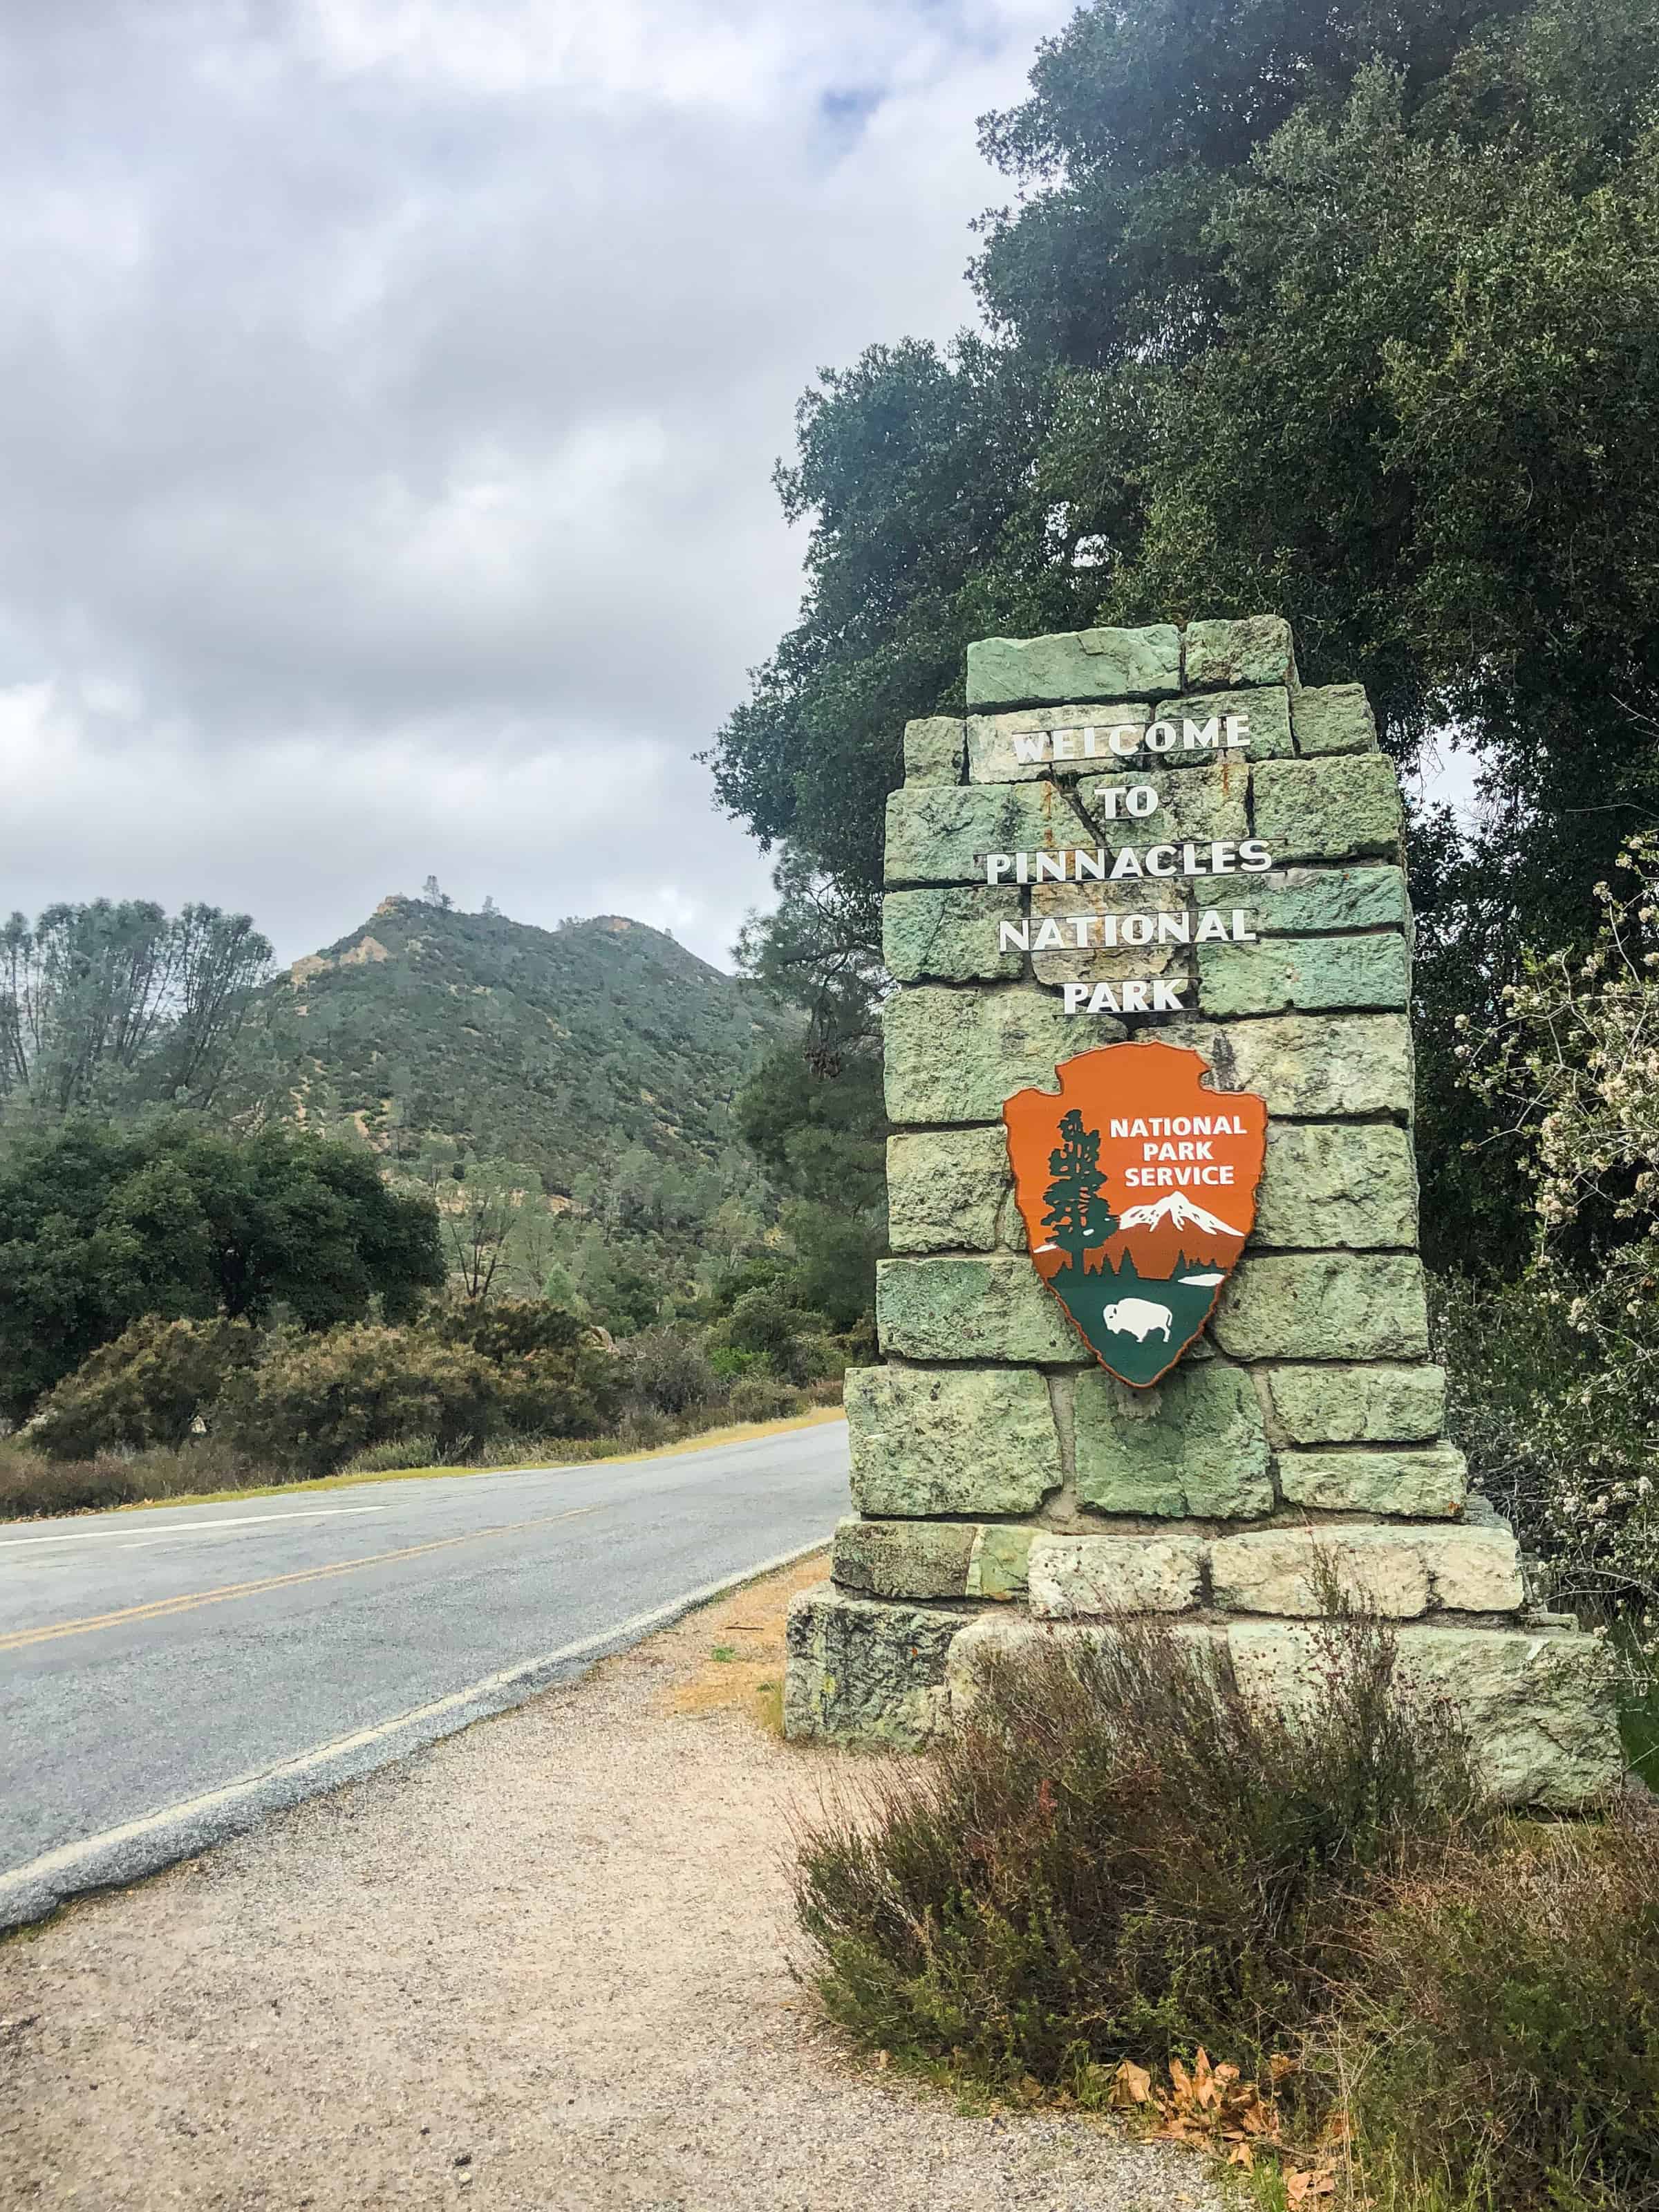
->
[[1003, 1040, 1268, 1387]]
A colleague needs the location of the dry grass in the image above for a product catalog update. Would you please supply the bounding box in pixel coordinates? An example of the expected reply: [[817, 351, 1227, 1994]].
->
[[660, 1551, 828, 1737], [2, 1405, 845, 1521]]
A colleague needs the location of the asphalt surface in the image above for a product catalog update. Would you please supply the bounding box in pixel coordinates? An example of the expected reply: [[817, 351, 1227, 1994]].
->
[[0, 1417, 848, 1930]]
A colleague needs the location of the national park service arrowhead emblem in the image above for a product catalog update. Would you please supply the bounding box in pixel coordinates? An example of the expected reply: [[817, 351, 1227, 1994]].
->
[[1003, 1040, 1267, 1387]]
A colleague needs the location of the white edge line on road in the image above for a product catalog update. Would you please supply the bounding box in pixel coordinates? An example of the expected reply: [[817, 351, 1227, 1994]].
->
[[0, 1537, 830, 1915], [0, 1505, 388, 1550]]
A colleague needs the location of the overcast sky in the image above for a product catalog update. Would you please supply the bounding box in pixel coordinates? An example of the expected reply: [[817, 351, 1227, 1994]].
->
[[0, 0, 1073, 970]]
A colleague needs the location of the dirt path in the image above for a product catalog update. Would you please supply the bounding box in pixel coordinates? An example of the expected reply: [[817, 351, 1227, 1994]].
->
[[1, 1557, 1217, 2211]]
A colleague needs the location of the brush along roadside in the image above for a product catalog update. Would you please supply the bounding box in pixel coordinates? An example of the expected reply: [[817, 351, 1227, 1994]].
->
[[791, 1609, 1659, 2211]]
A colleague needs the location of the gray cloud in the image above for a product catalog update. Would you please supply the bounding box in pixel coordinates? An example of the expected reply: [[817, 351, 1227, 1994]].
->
[[0, 0, 1063, 963]]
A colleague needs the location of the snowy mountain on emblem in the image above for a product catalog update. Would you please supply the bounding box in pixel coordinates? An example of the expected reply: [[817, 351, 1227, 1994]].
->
[[1116, 1190, 1244, 1240]]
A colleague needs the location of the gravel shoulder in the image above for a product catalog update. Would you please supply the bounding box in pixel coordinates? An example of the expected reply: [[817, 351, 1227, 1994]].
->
[[1, 1555, 1218, 2211]]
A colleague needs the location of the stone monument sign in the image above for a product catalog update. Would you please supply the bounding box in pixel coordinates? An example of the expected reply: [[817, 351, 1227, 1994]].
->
[[783, 615, 1620, 1806]]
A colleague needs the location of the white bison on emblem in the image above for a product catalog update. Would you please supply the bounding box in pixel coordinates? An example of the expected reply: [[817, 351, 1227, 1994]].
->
[[1101, 1296, 1173, 1344]]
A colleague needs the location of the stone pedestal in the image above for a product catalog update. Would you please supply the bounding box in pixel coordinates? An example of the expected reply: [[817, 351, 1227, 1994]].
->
[[785, 617, 1621, 1806]]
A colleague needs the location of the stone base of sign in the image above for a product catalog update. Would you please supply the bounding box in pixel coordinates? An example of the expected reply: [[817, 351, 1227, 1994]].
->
[[785, 1582, 1620, 1806], [786, 617, 1620, 1804]]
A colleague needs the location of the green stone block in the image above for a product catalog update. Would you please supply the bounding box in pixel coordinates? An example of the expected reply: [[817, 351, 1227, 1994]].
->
[[1211, 1253, 1430, 1362], [887, 1127, 1013, 1253], [1166, 685, 1293, 760], [948, 1612, 1224, 1719], [845, 1362, 1065, 1513], [1161, 1013, 1413, 1118], [832, 1515, 978, 1600], [1275, 1441, 1468, 1517], [1252, 755, 1404, 863], [876, 1256, 1094, 1365], [966, 702, 1150, 783], [1072, 1358, 1273, 1518], [1077, 755, 1249, 845], [1263, 1362, 1445, 1444], [1255, 1123, 1418, 1249], [1227, 1621, 1620, 1806], [883, 888, 1024, 984], [966, 1524, 1034, 1600], [885, 781, 1091, 886], [1211, 1526, 1433, 1618], [1029, 1530, 1206, 1618], [884, 984, 1103, 1125], [783, 1583, 962, 1748], [1291, 684, 1378, 756], [966, 626, 1182, 709], [1196, 932, 1409, 1018], [1183, 616, 1297, 690], [1029, 877, 1195, 989], [903, 715, 966, 785], [1195, 865, 1408, 934]]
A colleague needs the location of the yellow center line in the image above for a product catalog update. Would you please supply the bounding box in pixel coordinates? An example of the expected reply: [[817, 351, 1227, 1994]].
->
[[0, 1507, 601, 1653]]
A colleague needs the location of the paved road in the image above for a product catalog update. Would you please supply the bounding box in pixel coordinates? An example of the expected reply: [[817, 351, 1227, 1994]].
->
[[0, 1418, 849, 1929]]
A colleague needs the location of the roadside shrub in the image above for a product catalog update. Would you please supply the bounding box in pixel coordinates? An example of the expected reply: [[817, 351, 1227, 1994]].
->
[[0, 1434, 256, 1517], [710, 1285, 839, 1386], [706, 1345, 768, 1381], [624, 1327, 728, 1417], [726, 1373, 802, 1424], [338, 1434, 444, 1475], [794, 1615, 1488, 2092], [28, 1315, 256, 1459], [0, 1445, 159, 1517], [1342, 1815, 1659, 2211], [433, 1297, 624, 1438], [430, 1297, 590, 1362], [214, 1324, 500, 1476]]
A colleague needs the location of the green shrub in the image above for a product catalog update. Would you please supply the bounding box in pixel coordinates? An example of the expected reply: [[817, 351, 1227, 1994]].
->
[[337, 1434, 444, 1475], [432, 1298, 623, 1438], [725, 1373, 802, 1424], [214, 1324, 500, 1476], [430, 1298, 588, 1362], [624, 1327, 728, 1416], [27, 1315, 256, 1459], [210, 1304, 623, 1477], [1434, 1271, 1659, 1617], [794, 1615, 1488, 2093], [706, 1344, 767, 1381], [710, 1285, 838, 1385], [1342, 1816, 1659, 2211]]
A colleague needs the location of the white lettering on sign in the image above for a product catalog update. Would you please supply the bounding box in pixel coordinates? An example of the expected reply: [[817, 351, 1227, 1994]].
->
[[983, 841, 1272, 885], [1121, 1163, 1237, 1187], [1097, 785, 1159, 820], [1062, 981, 1188, 1013], [1108, 1114, 1250, 1136], [1005, 723, 1152, 762], [998, 910, 1256, 953], [1002, 714, 1249, 764], [977, 756, 1291, 1017]]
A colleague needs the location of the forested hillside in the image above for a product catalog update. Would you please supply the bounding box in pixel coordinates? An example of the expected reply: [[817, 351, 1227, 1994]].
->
[[241, 896, 790, 1195], [0, 886, 872, 1509]]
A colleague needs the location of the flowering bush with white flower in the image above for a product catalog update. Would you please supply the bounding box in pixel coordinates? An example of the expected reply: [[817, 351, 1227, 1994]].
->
[[1452, 836, 1659, 1651]]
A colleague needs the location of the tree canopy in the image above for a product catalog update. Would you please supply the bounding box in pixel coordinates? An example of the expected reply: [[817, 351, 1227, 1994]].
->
[[710, 0, 1659, 1271], [0, 1122, 444, 1420], [0, 900, 272, 1123]]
